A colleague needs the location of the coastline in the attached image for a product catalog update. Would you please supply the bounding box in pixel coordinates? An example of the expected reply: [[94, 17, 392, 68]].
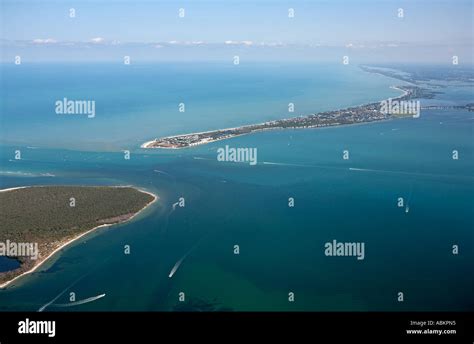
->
[[141, 82, 410, 150], [0, 186, 28, 193], [0, 186, 158, 289]]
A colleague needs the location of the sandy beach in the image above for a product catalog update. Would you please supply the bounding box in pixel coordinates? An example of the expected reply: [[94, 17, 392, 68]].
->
[[140, 139, 158, 148], [141, 84, 412, 150], [0, 186, 158, 289], [0, 186, 28, 193]]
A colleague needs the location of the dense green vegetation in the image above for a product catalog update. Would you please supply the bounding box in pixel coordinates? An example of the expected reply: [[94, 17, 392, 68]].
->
[[0, 186, 154, 245], [0, 186, 154, 284]]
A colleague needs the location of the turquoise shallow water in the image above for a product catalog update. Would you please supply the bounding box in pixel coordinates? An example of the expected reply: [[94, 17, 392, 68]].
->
[[0, 63, 472, 311], [1, 62, 404, 150]]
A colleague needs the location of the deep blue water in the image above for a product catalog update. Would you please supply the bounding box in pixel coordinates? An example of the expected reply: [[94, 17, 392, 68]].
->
[[0, 63, 472, 311], [0, 257, 20, 273]]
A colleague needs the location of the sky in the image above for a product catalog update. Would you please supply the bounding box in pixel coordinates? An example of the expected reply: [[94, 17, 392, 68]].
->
[[1, 0, 473, 63]]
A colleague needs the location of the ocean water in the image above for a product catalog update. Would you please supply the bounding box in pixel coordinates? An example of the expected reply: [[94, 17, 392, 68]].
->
[[0, 63, 472, 311], [1, 63, 404, 150]]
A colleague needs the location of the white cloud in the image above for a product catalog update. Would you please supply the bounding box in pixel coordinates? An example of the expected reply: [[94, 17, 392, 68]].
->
[[260, 41, 284, 47], [164, 40, 205, 46], [90, 37, 105, 44], [345, 42, 371, 49], [224, 40, 253, 46], [32, 38, 57, 44]]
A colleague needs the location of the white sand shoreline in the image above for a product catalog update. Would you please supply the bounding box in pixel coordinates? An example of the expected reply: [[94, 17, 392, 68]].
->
[[0, 186, 28, 193], [0, 185, 158, 289], [141, 84, 409, 150]]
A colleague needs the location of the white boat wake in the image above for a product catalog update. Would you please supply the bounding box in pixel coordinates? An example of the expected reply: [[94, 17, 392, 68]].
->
[[261, 161, 473, 180], [168, 256, 186, 278], [37, 263, 106, 312], [263, 161, 308, 167], [52, 293, 106, 307], [38, 282, 76, 312], [349, 167, 474, 179], [168, 239, 204, 278], [153, 169, 173, 177]]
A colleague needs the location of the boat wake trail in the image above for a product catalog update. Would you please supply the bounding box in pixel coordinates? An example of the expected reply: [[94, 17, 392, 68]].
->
[[349, 167, 372, 172], [264, 162, 474, 180], [52, 293, 106, 307], [38, 276, 84, 312], [38, 257, 112, 312], [405, 181, 415, 213], [153, 169, 173, 178], [168, 256, 186, 278], [348, 167, 473, 179], [263, 161, 347, 171], [168, 239, 204, 278], [263, 161, 309, 167]]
